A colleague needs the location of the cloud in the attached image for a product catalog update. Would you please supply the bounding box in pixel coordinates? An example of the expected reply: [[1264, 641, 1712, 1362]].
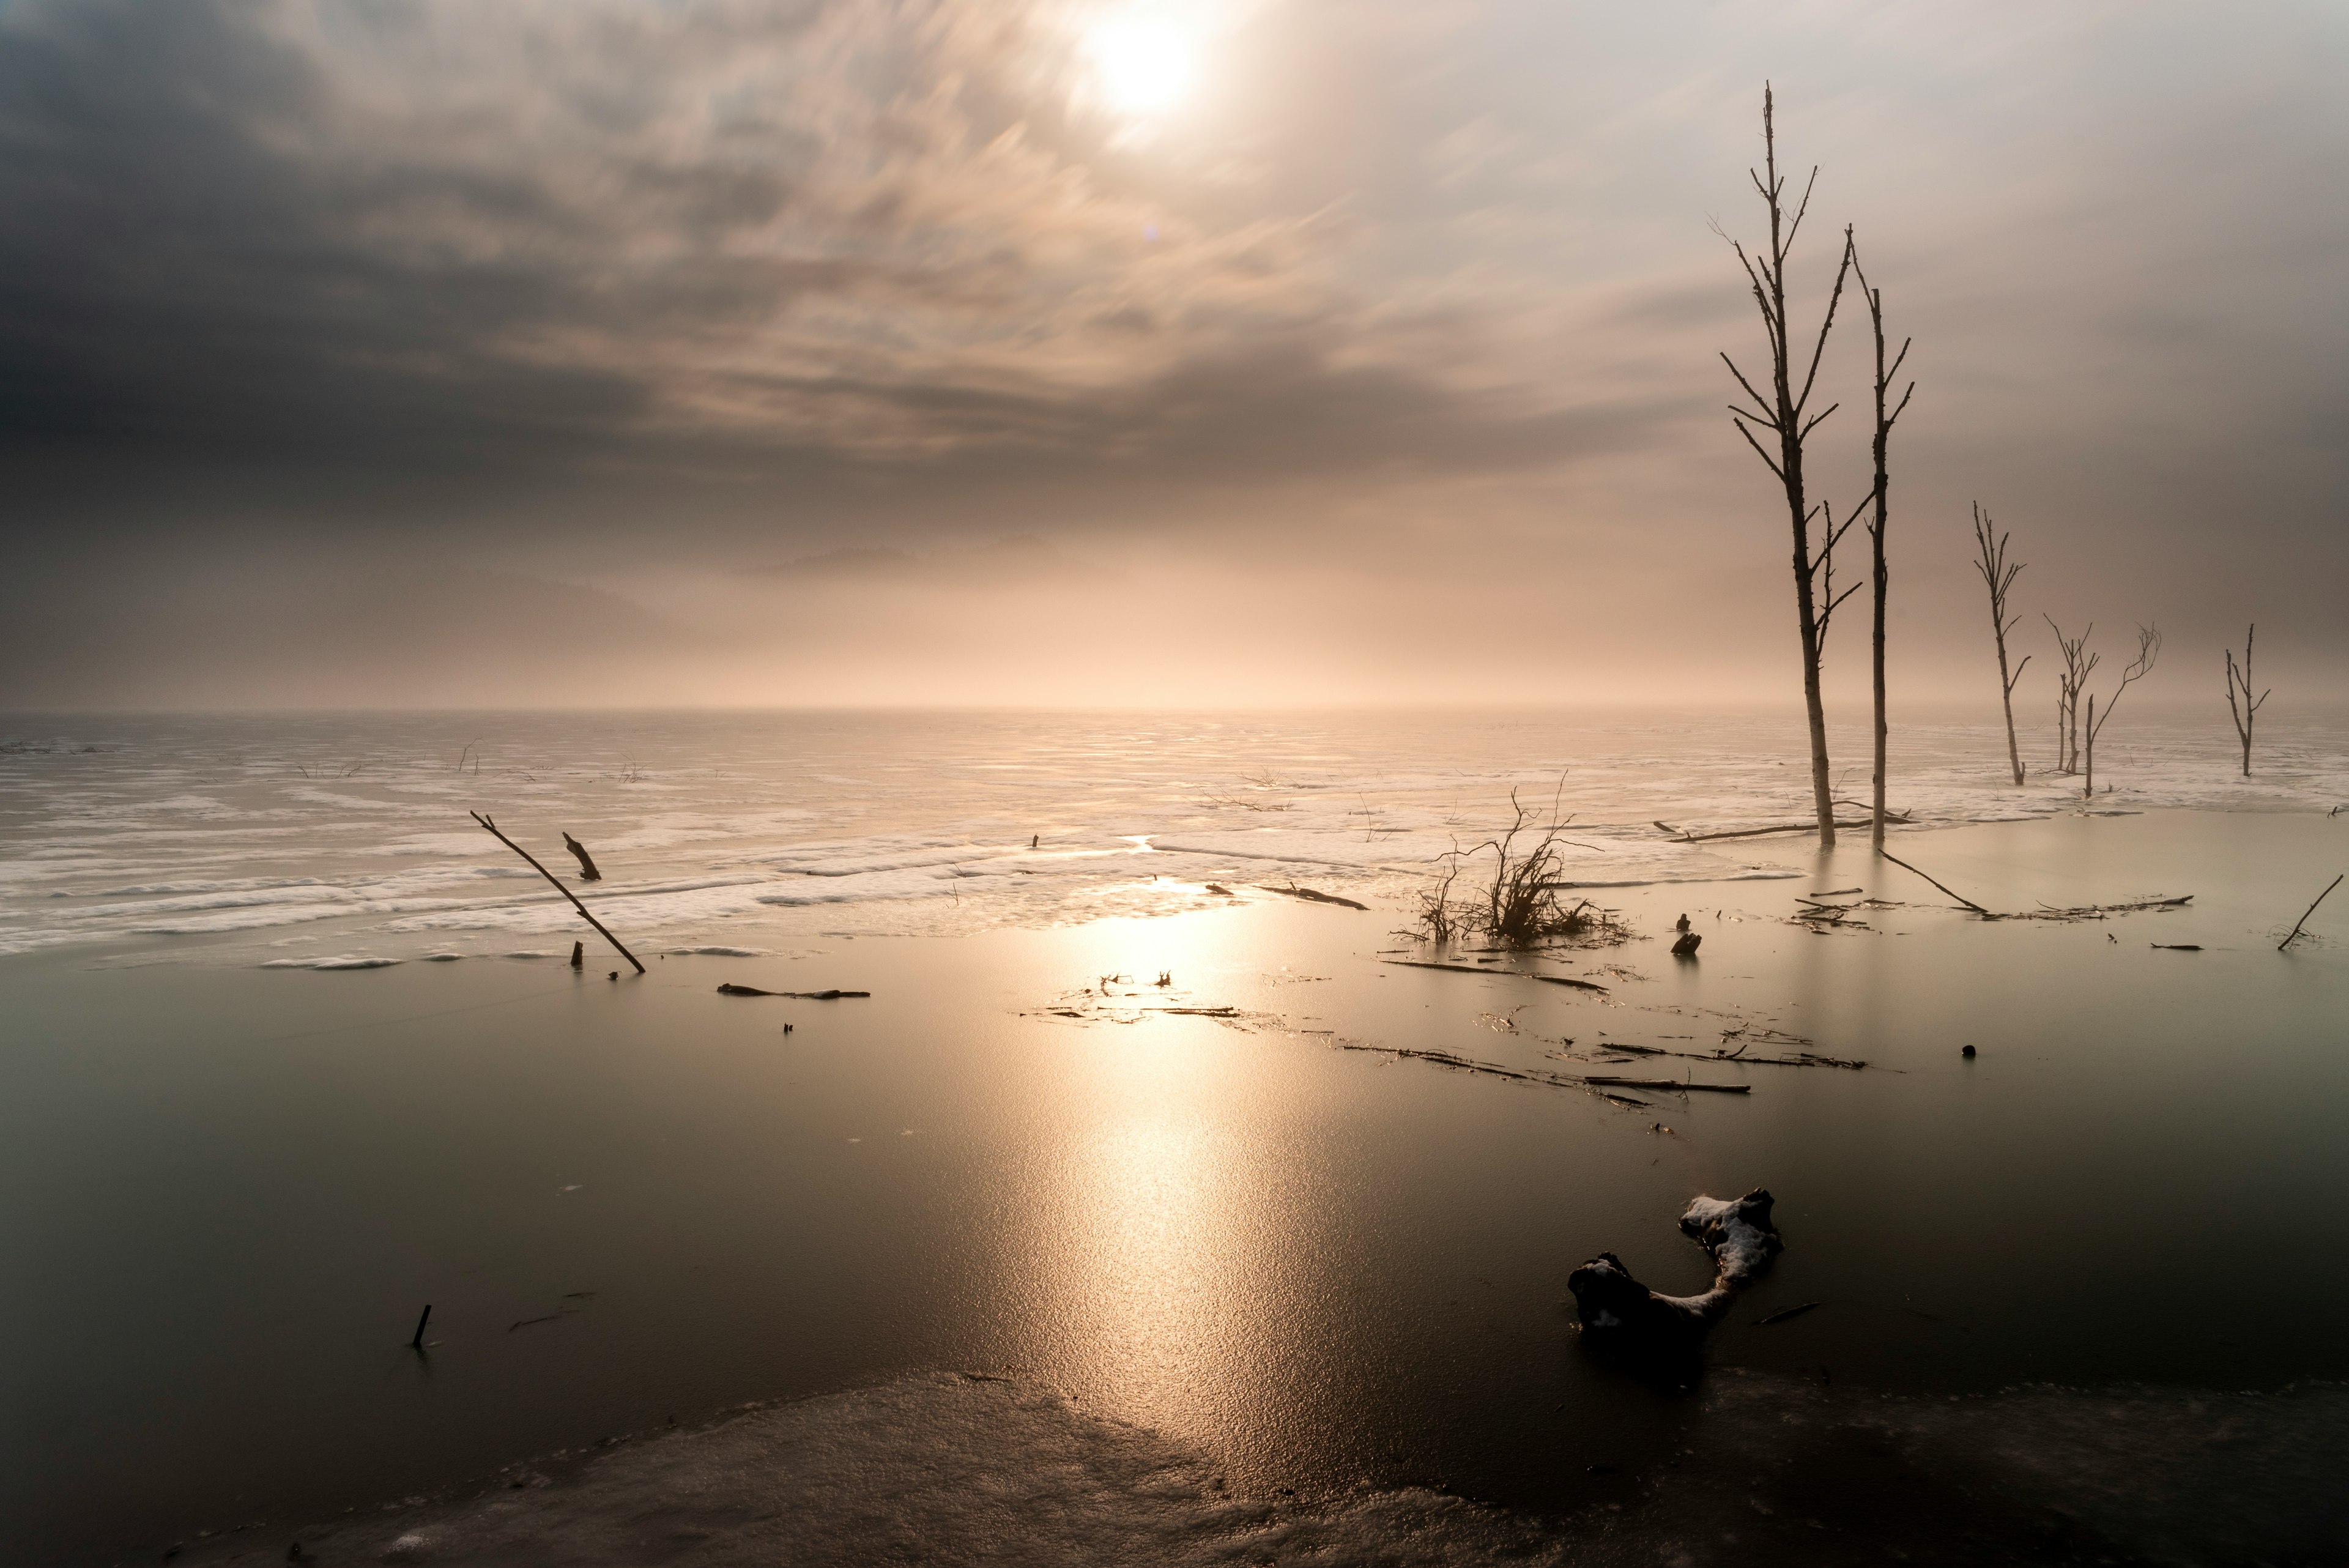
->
[[1, 0, 2345, 705]]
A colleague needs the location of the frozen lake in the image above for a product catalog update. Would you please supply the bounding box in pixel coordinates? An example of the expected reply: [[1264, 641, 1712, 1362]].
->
[[4, 711, 2346, 1562]]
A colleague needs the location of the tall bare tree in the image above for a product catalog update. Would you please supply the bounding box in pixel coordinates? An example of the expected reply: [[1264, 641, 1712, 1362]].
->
[[1848, 236, 1912, 849], [1969, 505, 2028, 786], [2224, 624, 2269, 777], [1720, 86, 1853, 846], [2082, 624, 2161, 800], [2044, 617, 2096, 775]]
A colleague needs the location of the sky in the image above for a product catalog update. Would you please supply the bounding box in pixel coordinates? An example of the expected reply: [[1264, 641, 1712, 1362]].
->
[[2, 0, 2343, 710]]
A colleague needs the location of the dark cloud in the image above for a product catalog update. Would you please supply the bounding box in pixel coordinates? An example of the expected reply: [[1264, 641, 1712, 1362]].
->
[[1, 0, 2343, 705]]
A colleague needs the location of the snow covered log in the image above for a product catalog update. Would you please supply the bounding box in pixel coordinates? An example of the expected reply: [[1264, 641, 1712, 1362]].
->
[[1567, 1189, 1781, 1340]]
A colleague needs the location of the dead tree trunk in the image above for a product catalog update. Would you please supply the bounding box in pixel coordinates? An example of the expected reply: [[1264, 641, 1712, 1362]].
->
[[2225, 624, 2269, 778], [1849, 239, 1912, 849], [2082, 625, 2161, 801], [2045, 617, 2096, 775], [1721, 85, 1853, 848], [1971, 507, 2028, 786]]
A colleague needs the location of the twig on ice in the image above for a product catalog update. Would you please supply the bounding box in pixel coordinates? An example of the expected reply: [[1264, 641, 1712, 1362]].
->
[[2279, 872, 2343, 951], [1880, 851, 1992, 916]]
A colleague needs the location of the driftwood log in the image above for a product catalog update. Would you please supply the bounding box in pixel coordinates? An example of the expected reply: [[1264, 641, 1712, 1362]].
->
[[1381, 959, 1608, 993], [1568, 1189, 1782, 1343], [717, 984, 870, 999], [1261, 883, 1369, 911]]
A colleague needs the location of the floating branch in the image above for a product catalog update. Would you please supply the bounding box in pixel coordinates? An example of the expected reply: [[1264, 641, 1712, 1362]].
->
[[1580, 1075, 1749, 1094], [1653, 818, 1879, 842], [1576, 1042, 1866, 1070], [2279, 873, 2343, 952], [2023, 896, 2191, 920], [1882, 849, 2188, 923], [1260, 883, 1369, 910], [1381, 958, 1608, 992], [716, 984, 869, 998], [1337, 1042, 1745, 1103], [470, 812, 644, 974]]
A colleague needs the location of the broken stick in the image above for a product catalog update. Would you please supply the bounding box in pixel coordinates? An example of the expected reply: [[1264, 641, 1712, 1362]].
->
[[2279, 872, 2343, 952], [1880, 851, 1992, 916], [563, 833, 603, 882], [470, 812, 645, 974]]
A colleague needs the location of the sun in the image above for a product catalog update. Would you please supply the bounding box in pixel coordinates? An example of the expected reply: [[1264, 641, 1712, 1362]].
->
[[1083, 15, 1198, 118]]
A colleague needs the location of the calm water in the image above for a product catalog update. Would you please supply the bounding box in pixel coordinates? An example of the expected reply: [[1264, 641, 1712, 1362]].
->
[[4, 713, 2347, 1562]]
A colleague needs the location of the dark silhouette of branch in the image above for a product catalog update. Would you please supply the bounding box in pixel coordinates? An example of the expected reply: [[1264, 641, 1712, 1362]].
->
[[1882, 851, 1992, 916], [471, 812, 644, 973], [2044, 616, 2097, 775], [2224, 624, 2271, 778], [1850, 234, 1912, 847], [2082, 624, 2161, 801], [2279, 872, 2342, 951], [1718, 83, 1850, 845], [1970, 505, 2027, 786]]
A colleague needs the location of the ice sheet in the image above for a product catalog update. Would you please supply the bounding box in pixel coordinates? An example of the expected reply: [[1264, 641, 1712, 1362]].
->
[[5, 711, 2343, 961]]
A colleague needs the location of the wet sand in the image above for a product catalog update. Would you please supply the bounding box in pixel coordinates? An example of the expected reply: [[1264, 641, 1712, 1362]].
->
[[7, 810, 2348, 1562]]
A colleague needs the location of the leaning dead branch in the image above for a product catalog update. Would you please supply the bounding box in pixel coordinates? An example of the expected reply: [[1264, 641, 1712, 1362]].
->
[[1970, 505, 2029, 786], [2225, 625, 2271, 778], [470, 812, 644, 974], [1880, 850, 1992, 915], [2279, 872, 2342, 951], [1883, 848, 2189, 923]]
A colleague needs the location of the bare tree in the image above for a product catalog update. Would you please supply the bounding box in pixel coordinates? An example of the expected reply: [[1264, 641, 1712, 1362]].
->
[[1720, 86, 1854, 846], [2224, 624, 2269, 777], [2044, 617, 2096, 775], [2082, 624, 2161, 800], [1848, 237, 1913, 848], [1969, 506, 2028, 786]]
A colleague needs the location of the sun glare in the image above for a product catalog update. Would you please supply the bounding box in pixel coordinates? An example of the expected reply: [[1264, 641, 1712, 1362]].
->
[[1085, 15, 1197, 118]]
